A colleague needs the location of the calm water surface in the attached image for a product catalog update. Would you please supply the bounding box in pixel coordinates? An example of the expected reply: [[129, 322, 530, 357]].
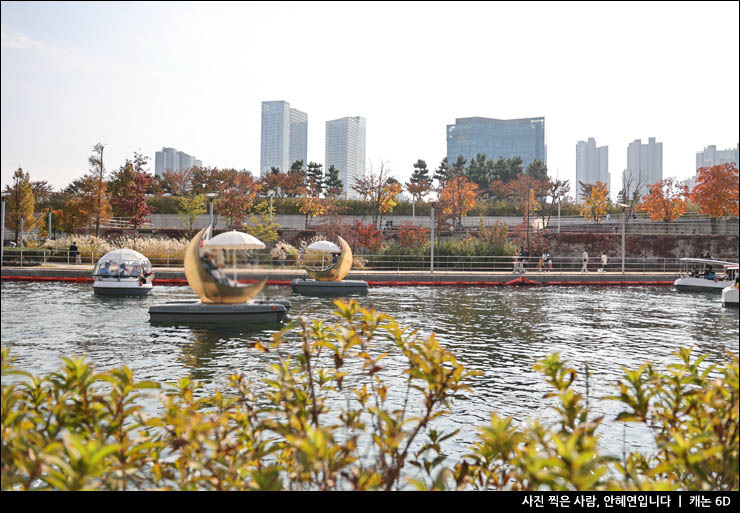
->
[[2, 280, 738, 462]]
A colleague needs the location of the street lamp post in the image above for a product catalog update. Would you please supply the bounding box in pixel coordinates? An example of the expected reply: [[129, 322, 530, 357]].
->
[[430, 205, 435, 273], [619, 203, 628, 274], [205, 193, 218, 228], [1, 192, 8, 267]]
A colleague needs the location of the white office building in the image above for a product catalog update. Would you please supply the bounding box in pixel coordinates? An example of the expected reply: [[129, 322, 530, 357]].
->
[[260, 100, 308, 176], [575, 138, 609, 203], [683, 144, 739, 191], [154, 147, 200, 176], [325, 116, 366, 198], [623, 137, 663, 199]]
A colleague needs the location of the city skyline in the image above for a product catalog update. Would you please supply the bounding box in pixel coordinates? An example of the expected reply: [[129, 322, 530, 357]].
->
[[1, 2, 738, 196]]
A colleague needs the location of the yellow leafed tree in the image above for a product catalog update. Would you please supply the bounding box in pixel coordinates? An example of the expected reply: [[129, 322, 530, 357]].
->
[[579, 180, 609, 223]]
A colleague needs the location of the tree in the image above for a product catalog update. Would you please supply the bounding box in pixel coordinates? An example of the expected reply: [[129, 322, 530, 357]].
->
[[438, 175, 479, 231], [64, 175, 113, 234], [352, 160, 402, 228], [433, 157, 451, 190], [545, 178, 571, 226], [242, 200, 281, 243], [579, 180, 609, 223], [525, 159, 548, 182], [617, 170, 648, 221], [305, 162, 325, 197], [284, 163, 307, 198], [398, 222, 430, 248], [691, 163, 739, 219], [3, 168, 36, 244], [217, 171, 261, 229], [637, 178, 689, 222], [465, 153, 494, 195], [405, 159, 433, 205], [324, 165, 344, 199], [88, 143, 108, 236], [492, 156, 523, 184], [161, 168, 193, 196], [177, 193, 207, 234], [507, 174, 542, 252], [110, 153, 153, 234]]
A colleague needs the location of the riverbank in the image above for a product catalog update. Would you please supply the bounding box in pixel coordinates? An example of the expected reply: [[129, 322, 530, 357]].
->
[[2, 264, 677, 286]]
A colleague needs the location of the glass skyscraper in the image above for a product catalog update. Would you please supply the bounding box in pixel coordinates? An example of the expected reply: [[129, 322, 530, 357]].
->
[[325, 116, 366, 198], [260, 100, 308, 176], [446, 117, 546, 171]]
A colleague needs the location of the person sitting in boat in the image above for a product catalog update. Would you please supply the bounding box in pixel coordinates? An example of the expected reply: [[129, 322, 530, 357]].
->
[[201, 250, 236, 286], [118, 263, 128, 277], [129, 263, 141, 278], [98, 261, 112, 277], [703, 266, 716, 280], [331, 252, 339, 265]]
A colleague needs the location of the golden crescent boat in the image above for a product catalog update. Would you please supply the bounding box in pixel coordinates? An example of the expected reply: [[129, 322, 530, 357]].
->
[[292, 236, 368, 296], [305, 236, 353, 281]]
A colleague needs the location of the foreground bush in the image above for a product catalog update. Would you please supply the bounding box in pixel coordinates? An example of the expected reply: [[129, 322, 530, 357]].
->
[[1, 301, 737, 491]]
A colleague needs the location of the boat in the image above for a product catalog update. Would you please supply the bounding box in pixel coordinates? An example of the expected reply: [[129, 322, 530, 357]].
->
[[673, 258, 737, 293], [721, 265, 739, 307], [290, 237, 369, 297], [148, 227, 290, 324], [93, 248, 154, 296]]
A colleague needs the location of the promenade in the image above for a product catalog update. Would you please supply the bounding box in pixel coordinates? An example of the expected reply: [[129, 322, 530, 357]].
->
[[1, 264, 677, 286]]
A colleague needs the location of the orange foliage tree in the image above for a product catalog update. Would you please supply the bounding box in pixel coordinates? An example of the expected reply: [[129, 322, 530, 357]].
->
[[438, 175, 478, 230], [398, 222, 430, 248], [217, 171, 261, 229], [342, 220, 383, 253], [691, 163, 739, 218], [637, 178, 689, 222]]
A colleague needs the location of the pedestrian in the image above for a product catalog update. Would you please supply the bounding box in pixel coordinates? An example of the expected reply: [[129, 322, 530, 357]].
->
[[522, 248, 529, 274], [277, 245, 286, 269], [69, 241, 81, 265], [513, 248, 521, 273], [270, 245, 281, 267], [581, 250, 589, 273], [546, 251, 553, 272], [600, 252, 608, 272], [537, 252, 545, 272]]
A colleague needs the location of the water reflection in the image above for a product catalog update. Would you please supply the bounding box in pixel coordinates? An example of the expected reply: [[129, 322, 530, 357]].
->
[[2, 280, 738, 460]]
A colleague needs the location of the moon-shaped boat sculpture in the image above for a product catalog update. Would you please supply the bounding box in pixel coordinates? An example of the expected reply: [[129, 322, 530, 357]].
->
[[185, 226, 267, 304], [305, 236, 353, 281]]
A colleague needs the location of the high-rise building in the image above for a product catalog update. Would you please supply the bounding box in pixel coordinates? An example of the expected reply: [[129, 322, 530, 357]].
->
[[260, 100, 308, 176], [622, 137, 663, 199], [154, 147, 200, 176], [446, 117, 546, 171], [325, 116, 366, 198], [575, 138, 609, 203], [683, 144, 739, 191]]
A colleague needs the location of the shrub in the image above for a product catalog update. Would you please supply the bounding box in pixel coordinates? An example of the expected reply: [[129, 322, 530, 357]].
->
[[1, 303, 737, 491]]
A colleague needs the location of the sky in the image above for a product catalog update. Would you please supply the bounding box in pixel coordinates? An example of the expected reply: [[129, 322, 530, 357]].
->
[[1, 1, 738, 200]]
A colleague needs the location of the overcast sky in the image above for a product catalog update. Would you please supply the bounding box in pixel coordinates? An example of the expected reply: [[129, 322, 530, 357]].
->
[[1, 1, 738, 199]]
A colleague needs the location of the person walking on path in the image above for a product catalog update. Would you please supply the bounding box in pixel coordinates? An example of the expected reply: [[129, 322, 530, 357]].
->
[[581, 250, 589, 273], [69, 242, 81, 265], [545, 250, 552, 272], [600, 252, 608, 272], [512, 248, 521, 274]]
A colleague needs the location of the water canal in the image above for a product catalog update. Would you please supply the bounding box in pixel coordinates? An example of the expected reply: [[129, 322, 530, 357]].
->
[[2, 280, 738, 463]]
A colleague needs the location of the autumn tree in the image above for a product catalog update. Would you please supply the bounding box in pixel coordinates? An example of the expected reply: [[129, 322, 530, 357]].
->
[[3, 168, 36, 244], [110, 153, 153, 234], [243, 200, 281, 243], [637, 178, 689, 222], [579, 180, 609, 223], [161, 168, 193, 196], [283, 161, 307, 198], [177, 193, 207, 234], [438, 175, 479, 230], [64, 175, 113, 234], [352, 160, 402, 228], [405, 159, 433, 207], [691, 163, 739, 219], [398, 222, 430, 248], [344, 219, 383, 253], [217, 171, 261, 229], [87, 143, 109, 236]]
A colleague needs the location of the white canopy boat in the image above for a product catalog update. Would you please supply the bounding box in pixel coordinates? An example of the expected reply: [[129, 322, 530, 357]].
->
[[673, 258, 738, 293], [93, 248, 154, 296], [721, 265, 739, 307]]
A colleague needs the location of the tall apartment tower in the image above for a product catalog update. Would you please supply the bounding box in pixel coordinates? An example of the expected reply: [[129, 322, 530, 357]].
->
[[260, 100, 308, 177], [575, 138, 609, 203], [325, 116, 366, 198], [683, 144, 739, 191], [623, 137, 663, 199], [154, 147, 200, 177], [446, 117, 546, 171]]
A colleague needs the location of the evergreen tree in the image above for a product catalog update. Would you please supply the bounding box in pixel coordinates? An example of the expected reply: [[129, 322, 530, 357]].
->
[[434, 157, 450, 189], [525, 159, 548, 182], [406, 159, 433, 204], [465, 153, 493, 194], [306, 161, 324, 196], [324, 165, 344, 198]]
